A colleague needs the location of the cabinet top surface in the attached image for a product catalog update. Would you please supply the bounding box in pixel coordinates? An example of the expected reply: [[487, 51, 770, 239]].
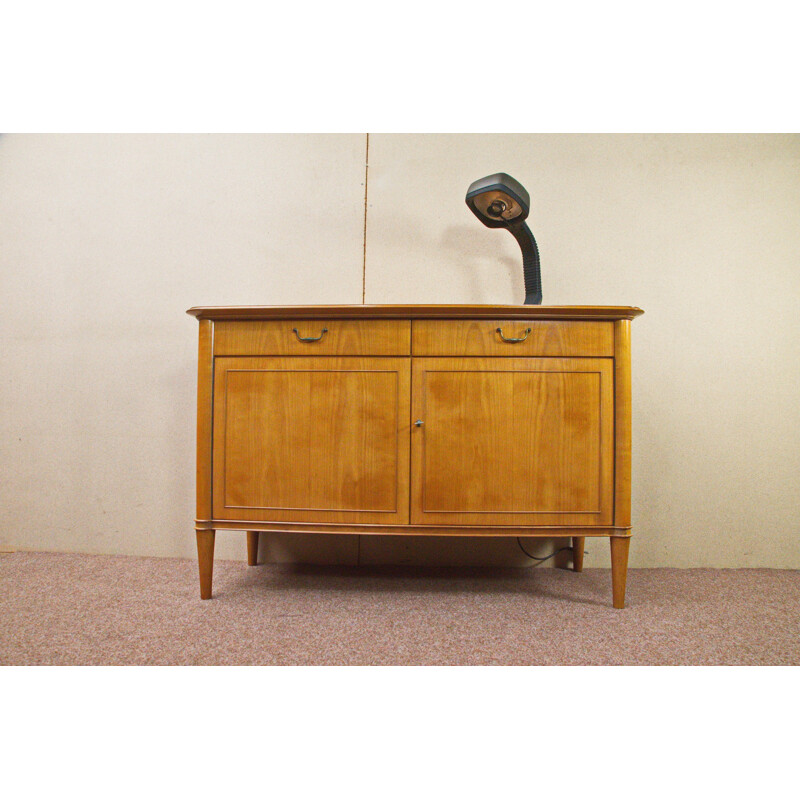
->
[[187, 304, 644, 321]]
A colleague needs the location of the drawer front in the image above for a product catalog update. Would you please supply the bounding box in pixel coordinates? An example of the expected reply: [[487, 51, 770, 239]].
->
[[214, 319, 411, 356], [412, 319, 613, 357]]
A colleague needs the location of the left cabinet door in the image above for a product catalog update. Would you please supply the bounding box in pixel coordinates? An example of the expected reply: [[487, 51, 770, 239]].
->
[[212, 357, 410, 524]]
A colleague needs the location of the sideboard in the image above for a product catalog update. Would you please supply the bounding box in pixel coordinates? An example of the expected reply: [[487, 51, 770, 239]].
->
[[187, 304, 644, 607]]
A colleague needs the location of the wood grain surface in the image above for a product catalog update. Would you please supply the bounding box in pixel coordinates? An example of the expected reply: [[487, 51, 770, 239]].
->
[[614, 320, 633, 527], [410, 357, 614, 526], [214, 319, 410, 356], [412, 319, 613, 357], [212, 356, 410, 524], [188, 304, 644, 321], [195, 320, 214, 521]]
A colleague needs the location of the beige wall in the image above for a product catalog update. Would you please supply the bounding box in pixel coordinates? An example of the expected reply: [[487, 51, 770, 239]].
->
[[2, 133, 799, 568]]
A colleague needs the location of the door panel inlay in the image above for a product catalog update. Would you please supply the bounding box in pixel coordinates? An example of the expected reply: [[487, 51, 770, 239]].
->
[[213, 357, 410, 524], [411, 358, 613, 526]]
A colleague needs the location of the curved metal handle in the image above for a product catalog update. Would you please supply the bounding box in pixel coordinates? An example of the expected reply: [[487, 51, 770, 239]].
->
[[496, 327, 532, 343], [414, 420, 424, 427], [292, 327, 328, 343]]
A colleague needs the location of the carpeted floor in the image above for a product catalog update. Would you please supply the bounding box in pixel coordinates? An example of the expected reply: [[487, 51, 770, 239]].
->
[[0, 551, 797, 665]]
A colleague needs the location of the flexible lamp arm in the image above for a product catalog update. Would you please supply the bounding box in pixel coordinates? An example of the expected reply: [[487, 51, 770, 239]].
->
[[508, 220, 542, 305]]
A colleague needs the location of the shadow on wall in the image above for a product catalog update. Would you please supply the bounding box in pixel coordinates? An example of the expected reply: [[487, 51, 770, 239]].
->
[[357, 534, 579, 570], [256, 531, 577, 569], [439, 225, 522, 296], [166, 358, 196, 558], [367, 211, 523, 302]]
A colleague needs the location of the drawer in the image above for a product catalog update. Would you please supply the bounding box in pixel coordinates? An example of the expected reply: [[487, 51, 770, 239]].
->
[[412, 319, 613, 357], [214, 319, 411, 356]]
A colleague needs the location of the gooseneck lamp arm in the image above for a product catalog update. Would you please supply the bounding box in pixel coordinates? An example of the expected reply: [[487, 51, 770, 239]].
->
[[508, 220, 542, 305]]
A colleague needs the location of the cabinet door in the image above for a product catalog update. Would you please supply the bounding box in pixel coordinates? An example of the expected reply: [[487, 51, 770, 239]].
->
[[213, 357, 410, 524], [411, 358, 614, 526]]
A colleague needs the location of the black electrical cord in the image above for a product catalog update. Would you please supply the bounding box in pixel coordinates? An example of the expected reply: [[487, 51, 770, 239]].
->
[[516, 538, 575, 563]]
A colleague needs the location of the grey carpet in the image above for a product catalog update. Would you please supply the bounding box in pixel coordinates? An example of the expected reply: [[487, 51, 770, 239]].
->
[[0, 552, 797, 665]]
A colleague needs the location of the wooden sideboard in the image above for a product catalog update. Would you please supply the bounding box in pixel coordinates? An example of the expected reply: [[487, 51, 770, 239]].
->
[[188, 304, 644, 608]]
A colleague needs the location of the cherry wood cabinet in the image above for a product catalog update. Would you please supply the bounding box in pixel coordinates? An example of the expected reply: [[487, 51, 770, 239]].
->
[[188, 305, 643, 608]]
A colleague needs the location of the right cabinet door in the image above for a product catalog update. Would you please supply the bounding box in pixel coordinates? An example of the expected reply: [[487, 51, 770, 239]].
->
[[410, 357, 614, 526]]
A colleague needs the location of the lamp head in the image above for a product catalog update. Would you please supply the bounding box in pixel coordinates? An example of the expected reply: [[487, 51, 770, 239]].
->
[[465, 172, 530, 228]]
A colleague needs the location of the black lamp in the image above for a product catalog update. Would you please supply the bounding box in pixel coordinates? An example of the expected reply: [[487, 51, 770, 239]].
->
[[465, 172, 542, 305]]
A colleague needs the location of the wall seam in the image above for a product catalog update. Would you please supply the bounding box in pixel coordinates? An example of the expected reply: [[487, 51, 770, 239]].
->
[[361, 132, 370, 304]]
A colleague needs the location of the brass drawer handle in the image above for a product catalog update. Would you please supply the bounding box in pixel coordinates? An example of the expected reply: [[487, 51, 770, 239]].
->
[[292, 327, 328, 343], [496, 327, 532, 343]]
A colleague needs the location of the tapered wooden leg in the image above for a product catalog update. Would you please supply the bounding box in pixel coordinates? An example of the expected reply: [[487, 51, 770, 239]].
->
[[572, 537, 585, 572], [610, 536, 631, 609], [196, 530, 215, 600], [247, 531, 260, 566]]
